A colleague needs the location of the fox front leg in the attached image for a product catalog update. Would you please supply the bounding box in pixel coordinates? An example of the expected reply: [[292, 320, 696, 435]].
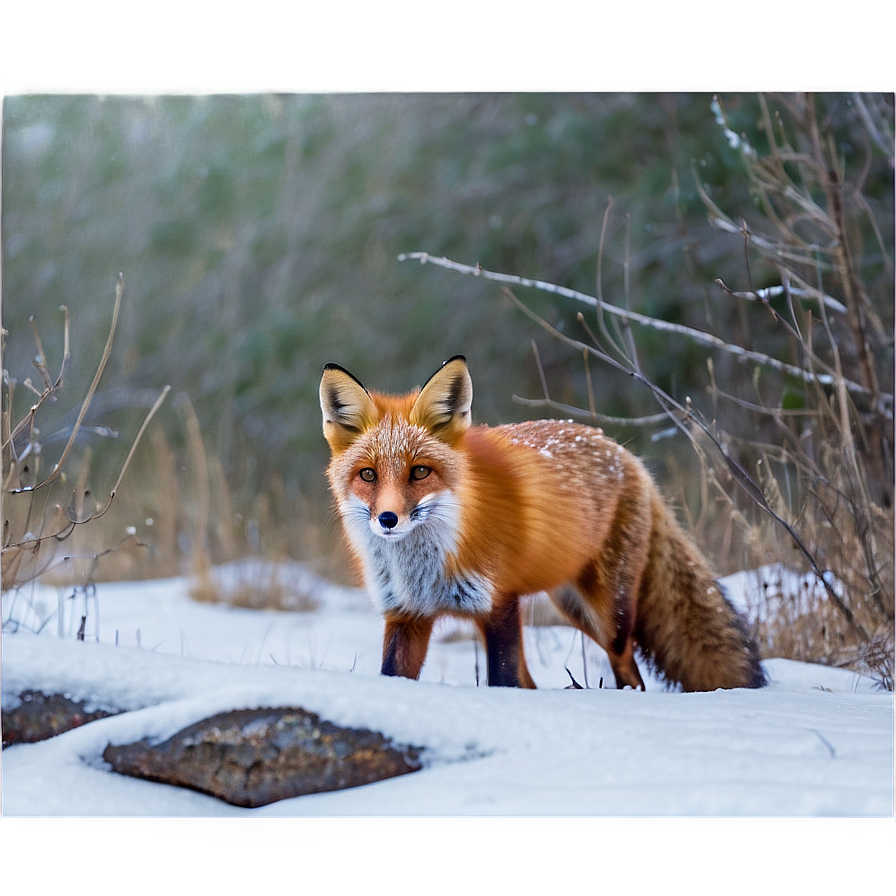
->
[[478, 598, 536, 689], [381, 615, 435, 680]]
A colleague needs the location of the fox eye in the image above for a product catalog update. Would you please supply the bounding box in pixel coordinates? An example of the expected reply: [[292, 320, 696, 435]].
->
[[359, 468, 377, 483], [410, 465, 431, 481]]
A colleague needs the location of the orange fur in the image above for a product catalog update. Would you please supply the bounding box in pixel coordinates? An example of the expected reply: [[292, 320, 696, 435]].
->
[[320, 356, 765, 692]]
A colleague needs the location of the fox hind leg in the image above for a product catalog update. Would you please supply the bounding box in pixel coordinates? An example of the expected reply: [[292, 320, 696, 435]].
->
[[551, 575, 646, 691], [566, 494, 653, 691]]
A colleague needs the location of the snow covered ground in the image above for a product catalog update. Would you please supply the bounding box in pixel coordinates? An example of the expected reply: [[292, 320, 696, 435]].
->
[[1, 562, 893, 888]]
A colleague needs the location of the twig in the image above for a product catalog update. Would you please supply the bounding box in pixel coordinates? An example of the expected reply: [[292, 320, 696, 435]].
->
[[530, 340, 550, 403], [513, 393, 670, 428], [87, 384, 172, 520], [29, 316, 54, 392], [8, 275, 124, 495], [582, 349, 597, 419], [397, 252, 883, 403], [2, 381, 170, 552]]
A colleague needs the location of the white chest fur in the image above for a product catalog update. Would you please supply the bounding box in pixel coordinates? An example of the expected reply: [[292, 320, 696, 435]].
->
[[338, 493, 493, 617]]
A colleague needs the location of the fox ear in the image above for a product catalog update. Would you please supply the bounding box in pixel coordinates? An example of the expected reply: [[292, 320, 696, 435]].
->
[[410, 355, 473, 440], [320, 364, 377, 452]]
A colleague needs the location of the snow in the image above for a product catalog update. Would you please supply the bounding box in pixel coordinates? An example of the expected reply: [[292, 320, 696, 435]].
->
[[1, 562, 893, 887]]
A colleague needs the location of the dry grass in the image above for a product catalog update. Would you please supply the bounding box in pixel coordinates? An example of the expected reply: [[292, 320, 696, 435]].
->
[[3, 291, 335, 619], [400, 94, 894, 689], [2, 280, 170, 598], [696, 95, 894, 687], [188, 559, 320, 613], [743, 451, 892, 687]]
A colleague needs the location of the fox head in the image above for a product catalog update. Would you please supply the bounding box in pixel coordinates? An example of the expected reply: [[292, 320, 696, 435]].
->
[[319, 356, 473, 542]]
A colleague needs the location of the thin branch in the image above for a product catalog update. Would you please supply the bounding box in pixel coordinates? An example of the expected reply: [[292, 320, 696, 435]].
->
[[397, 252, 884, 403], [55, 305, 71, 390], [29, 316, 54, 392], [594, 197, 631, 365], [582, 349, 597, 419], [2, 383, 170, 553], [716, 276, 844, 384], [513, 393, 671, 428], [530, 340, 550, 403], [8, 275, 124, 495], [706, 385, 816, 418], [81, 384, 172, 521], [715, 276, 847, 315]]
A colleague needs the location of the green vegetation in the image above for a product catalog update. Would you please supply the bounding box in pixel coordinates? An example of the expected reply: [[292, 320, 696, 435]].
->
[[2, 94, 778, 506], [2, 94, 893, 680]]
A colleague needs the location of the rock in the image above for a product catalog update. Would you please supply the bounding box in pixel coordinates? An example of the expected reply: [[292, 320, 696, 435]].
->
[[102, 706, 423, 808], [2, 690, 118, 748]]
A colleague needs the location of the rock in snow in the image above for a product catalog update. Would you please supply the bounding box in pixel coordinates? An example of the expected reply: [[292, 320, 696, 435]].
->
[[102, 706, 422, 807]]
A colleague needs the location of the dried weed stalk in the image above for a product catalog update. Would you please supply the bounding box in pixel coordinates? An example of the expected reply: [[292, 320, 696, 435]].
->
[[2, 276, 170, 598]]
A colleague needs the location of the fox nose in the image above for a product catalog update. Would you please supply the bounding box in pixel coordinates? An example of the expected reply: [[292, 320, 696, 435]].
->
[[378, 511, 399, 530]]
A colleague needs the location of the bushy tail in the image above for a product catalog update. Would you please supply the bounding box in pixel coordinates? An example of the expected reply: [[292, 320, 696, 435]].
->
[[635, 492, 766, 691]]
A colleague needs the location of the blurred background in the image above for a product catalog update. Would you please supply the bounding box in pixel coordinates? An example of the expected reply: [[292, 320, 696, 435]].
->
[[2, 94, 893, 610]]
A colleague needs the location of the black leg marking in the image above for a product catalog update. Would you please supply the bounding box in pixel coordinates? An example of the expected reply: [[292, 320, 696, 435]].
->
[[481, 599, 525, 688]]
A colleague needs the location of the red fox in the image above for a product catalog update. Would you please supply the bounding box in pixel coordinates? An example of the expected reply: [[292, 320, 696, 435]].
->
[[320, 355, 766, 692]]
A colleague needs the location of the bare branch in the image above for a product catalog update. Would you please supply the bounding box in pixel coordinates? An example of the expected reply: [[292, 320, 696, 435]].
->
[[715, 276, 847, 315], [397, 251, 884, 403], [29, 316, 54, 392], [81, 383, 172, 522], [8, 274, 124, 496], [513, 393, 670, 428]]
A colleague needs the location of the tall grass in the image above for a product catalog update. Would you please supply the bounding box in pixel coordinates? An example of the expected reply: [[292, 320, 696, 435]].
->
[[2, 292, 331, 635], [2, 280, 170, 597], [398, 94, 894, 687]]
